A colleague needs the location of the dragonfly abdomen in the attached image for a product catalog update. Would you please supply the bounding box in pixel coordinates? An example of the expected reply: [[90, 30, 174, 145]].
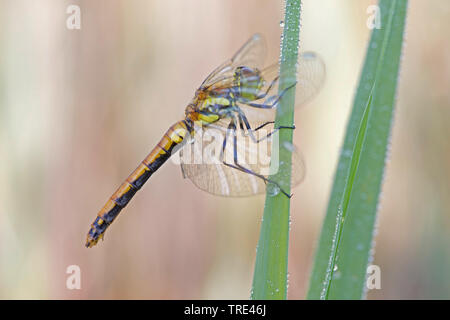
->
[[86, 120, 191, 247]]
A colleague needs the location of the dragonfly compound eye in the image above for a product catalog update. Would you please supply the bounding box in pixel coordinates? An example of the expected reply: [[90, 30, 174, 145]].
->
[[234, 66, 263, 101]]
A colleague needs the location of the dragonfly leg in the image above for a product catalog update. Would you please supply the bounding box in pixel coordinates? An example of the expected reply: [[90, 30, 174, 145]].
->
[[243, 82, 297, 109], [254, 75, 280, 100], [219, 119, 236, 163], [238, 112, 295, 143], [221, 120, 292, 198]]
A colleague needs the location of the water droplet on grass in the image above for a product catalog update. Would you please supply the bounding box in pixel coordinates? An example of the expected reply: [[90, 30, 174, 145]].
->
[[267, 183, 281, 197]]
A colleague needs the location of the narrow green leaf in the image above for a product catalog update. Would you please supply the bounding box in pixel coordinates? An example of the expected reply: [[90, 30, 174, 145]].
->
[[307, 0, 408, 299], [251, 0, 302, 300]]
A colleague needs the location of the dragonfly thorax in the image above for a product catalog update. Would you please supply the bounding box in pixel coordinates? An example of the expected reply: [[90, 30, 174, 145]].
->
[[185, 91, 234, 126]]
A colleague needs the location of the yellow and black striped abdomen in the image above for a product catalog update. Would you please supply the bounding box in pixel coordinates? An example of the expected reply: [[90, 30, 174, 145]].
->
[[86, 120, 190, 247]]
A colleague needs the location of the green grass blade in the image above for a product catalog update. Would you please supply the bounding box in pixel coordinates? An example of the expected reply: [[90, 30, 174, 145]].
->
[[251, 0, 302, 300], [306, 0, 408, 299]]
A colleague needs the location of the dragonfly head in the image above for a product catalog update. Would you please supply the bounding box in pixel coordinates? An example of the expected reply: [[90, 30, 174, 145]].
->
[[233, 66, 264, 101], [185, 103, 196, 116]]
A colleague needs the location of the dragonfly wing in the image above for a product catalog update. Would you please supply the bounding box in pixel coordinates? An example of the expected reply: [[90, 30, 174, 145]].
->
[[260, 51, 326, 107], [179, 123, 305, 197], [201, 34, 266, 88], [295, 51, 326, 106], [230, 33, 266, 70]]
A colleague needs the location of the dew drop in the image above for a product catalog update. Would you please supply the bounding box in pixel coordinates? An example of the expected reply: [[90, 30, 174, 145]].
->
[[267, 183, 281, 197], [283, 141, 295, 152]]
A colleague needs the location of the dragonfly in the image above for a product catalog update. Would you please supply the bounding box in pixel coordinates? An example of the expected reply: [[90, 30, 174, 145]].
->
[[86, 34, 325, 248]]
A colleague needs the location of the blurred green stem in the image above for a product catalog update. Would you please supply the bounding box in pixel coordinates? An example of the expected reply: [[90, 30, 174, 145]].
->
[[307, 0, 408, 299]]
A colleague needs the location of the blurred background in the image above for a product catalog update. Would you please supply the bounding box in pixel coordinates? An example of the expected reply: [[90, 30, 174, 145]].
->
[[0, 0, 448, 299]]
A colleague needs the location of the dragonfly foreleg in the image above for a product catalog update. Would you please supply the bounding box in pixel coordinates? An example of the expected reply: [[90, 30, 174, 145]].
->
[[243, 82, 297, 109], [255, 75, 280, 100], [221, 119, 292, 198]]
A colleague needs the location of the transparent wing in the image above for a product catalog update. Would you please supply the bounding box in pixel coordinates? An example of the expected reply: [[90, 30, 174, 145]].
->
[[260, 51, 325, 106], [294, 51, 326, 106], [178, 123, 305, 197], [201, 34, 266, 88], [231, 33, 266, 70]]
